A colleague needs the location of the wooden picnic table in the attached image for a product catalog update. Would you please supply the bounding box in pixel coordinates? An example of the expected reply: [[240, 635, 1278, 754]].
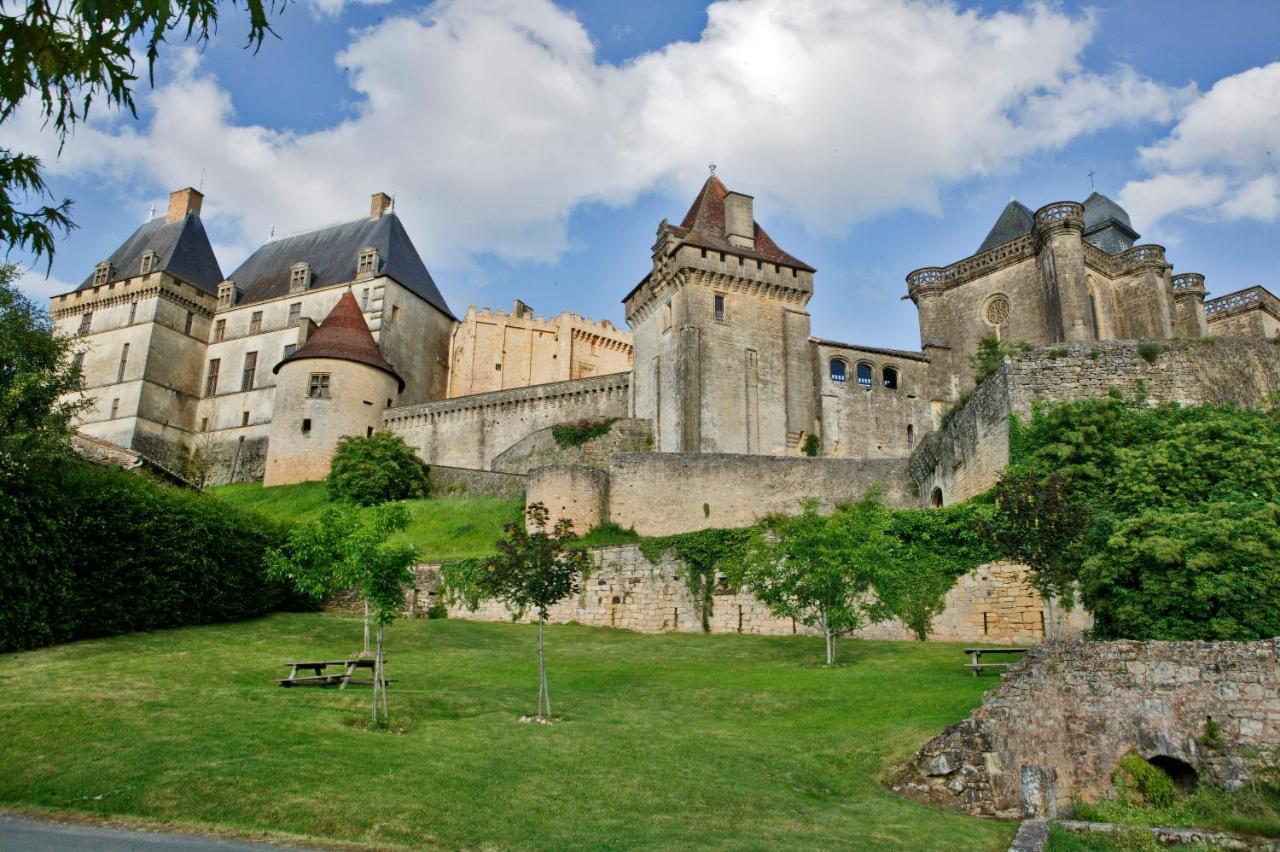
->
[[963, 647, 1029, 677], [277, 658, 387, 689]]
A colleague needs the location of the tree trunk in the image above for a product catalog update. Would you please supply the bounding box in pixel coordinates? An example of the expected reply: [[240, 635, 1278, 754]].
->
[[823, 609, 836, 666], [363, 598, 371, 655], [536, 617, 551, 720], [377, 625, 388, 721]]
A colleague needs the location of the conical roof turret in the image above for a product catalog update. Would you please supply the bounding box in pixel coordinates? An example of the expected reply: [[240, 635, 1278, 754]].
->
[[273, 291, 404, 390]]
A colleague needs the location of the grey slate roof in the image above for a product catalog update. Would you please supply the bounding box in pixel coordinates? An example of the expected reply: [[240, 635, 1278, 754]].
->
[[977, 200, 1034, 253], [77, 214, 224, 294], [1082, 191, 1134, 230], [225, 213, 454, 319], [1082, 191, 1139, 254]]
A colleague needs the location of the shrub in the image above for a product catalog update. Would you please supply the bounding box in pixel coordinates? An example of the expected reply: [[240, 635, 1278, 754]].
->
[[1137, 340, 1163, 363], [551, 418, 616, 448], [970, 335, 1030, 386], [0, 458, 310, 653], [802, 434, 820, 456], [327, 432, 430, 506], [1113, 753, 1177, 809]]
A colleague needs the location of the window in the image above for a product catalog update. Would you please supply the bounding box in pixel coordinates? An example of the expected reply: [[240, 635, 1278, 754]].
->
[[110, 398, 119, 419], [139, 251, 158, 275], [241, 411, 250, 427], [241, 351, 257, 392], [116, 343, 129, 383], [930, 487, 943, 508], [289, 263, 309, 293], [200, 417, 208, 432], [213, 319, 225, 342], [301, 418, 312, 433], [661, 302, 672, 332], [184, 311, 194, 335], [78, 311, 93, 334], [907, 424, 915, 449], [128, 302, 138, 324], [283, 343, 297, 359], [714, 294, 726, 322], [357, 248, 378, 275], [288, 302, 302, 327], [249, 311, 263, 335], [217, 281, 237, 309], [390, 304, 400, 323], [883, 366, 899, 390], [856, 362, 873, 387], [93, 262, 111, 286], [71, 352, 85, 374], [361, 288, 370, 310], [830, 358, 847, 383], [205, 358, 221, 396], [366, 426, 374, 437], [308, 373, 330, 399]]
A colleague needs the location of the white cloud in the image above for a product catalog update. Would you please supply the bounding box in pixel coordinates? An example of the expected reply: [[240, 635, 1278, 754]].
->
[[3, 0, 1186, 273], [14, 266, 80, 300], [1119, 61, 1280, 229]]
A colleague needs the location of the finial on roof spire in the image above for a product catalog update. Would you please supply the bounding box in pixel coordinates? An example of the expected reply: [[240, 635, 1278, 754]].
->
[[708, 163, 716, 177], [1088, 169, 1097, 190], [147, 202, 156, 222]]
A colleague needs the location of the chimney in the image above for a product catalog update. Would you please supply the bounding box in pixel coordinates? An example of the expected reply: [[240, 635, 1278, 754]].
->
[[166, 187, 204, 222], [297, 317, 318, 346], [370, 192, 393, 220], [512, 299, 534, 319], [723, 191, 755, 249]]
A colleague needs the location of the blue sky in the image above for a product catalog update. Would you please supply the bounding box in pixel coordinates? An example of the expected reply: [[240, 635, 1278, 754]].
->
[[6, 0, 1279, 350]]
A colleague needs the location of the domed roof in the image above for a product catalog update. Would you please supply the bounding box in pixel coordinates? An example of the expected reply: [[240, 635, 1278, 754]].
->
[[273, 290, 404, 390], [1083, 191, 1133, 230]]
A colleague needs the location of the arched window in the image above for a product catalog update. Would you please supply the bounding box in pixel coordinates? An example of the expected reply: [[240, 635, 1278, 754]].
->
[[883, 366, 899, 390], [830, 359, 847, 383], [856, 362, 873, 387], [907, 424, 914, 449], [930, 487, 943, 508]]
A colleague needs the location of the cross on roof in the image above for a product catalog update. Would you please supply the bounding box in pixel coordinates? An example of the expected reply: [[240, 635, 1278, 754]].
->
[[1088, 169, 1097, 190]]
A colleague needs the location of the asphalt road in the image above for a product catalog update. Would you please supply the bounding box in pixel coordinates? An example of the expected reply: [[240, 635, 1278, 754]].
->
[[0, 815, 313, 851]]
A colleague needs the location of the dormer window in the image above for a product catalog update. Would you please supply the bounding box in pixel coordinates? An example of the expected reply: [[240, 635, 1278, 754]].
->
[[289, 262, 310, 294], [217, 280, 238, 310], [139, 251, 158, 275], [356, 247, 378, 276], [93, 262, 112, 286]]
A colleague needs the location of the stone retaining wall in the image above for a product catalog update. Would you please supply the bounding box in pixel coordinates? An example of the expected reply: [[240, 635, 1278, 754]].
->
[[429, 464, 525, 498], [894, 638, 1280, 818]]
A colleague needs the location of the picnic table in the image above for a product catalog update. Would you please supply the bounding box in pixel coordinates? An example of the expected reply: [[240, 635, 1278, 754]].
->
[[277, 658, 389, 689], [963, 647, 1028, 677]]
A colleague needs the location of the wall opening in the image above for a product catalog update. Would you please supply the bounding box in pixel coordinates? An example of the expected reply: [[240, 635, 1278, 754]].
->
[[830, 358, 847, 383], [1147, 755, 1199, 793], [856, 362, 873, 387], [930, 487, 943, 508], [883, 366, 899, 390], [907, 424, 914, 449]]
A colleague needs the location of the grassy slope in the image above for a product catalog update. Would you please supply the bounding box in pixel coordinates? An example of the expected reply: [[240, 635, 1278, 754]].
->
[[210, 482, 641, 560], [0, 615, 1013, 851]]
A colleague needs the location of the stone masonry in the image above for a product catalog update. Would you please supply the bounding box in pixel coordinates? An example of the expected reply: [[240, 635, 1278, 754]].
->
[[894, 639, 1280, 818]]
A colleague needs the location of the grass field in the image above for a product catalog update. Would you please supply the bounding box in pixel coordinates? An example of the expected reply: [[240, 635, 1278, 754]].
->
[[0, 614, 1014, 850], [210, 482, 641, 561]]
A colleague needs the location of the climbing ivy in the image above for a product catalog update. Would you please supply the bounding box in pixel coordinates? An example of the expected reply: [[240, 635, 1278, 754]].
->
[[551, 418, 617, 448], [437, 557, 489, 612], [638, 528, 753, 632]]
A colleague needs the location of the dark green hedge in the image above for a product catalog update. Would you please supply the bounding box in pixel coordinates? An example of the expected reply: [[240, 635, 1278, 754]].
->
[[0, 459, 311, 653]]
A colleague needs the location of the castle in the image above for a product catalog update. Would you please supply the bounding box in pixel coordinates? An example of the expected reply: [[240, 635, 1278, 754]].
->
[[55, 175, 1278, 509]]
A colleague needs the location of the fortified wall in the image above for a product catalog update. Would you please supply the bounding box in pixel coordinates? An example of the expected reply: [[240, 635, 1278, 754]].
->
[[384, 371, 631, 470], [911, 338, 1280, 506], [404, 546, 1064, 644], [895, 639, 1280, 818]]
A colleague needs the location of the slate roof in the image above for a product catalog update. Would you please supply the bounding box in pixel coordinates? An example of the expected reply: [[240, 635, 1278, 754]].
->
[[1082, 191, 1135, 231], [272, 290, 404, 390], [227, 213, 454, 319], [976, 200, 1034, 253], [667, 176, 815, 272], [811, 338, 930, 363], [76, 214, 224, 294]]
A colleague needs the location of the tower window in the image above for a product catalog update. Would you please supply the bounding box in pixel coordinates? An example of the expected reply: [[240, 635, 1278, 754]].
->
[[856, 362, 873, 387], [907, 424, 915, 449], [390, 305, 400, 323], [200, 417, 208, 432], [308, 373, 330, 399], [213, 318, 225, 342], [110, 398, 120, 419], [78, 311, 93, 334], [288, 302, 302, 327], [205, 358, 221, 396], [93, 262, 111, 286], [301, 418, 312, 433], [357, 248, 378, 275], [714, 294, 726, 322], [139, 251, 158, 275], [361, 288, 370, 310], [241, 411, 250, 426], [241, 351, 258, 392], [830, 358, 847, 383], [249, 311, 263, 335], [883, 366, 899, 390], [289, 263, 310, 293], [184, 311, 194, 335], [283, 343, 296, 359], [128, 302, 138, 324], [116, 343, 129, 383], [661, 302, 672, 332]]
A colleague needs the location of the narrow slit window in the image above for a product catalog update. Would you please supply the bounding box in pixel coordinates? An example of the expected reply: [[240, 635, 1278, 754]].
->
[[241, 351, 258, 392], [116, 343, 129, 383], [205, 358, 221, 396], [714, 294, 726, 322], [184, 311, 194, 335]]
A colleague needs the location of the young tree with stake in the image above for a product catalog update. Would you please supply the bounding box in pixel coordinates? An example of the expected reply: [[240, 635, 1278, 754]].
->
[[478, 503, 586, 721]]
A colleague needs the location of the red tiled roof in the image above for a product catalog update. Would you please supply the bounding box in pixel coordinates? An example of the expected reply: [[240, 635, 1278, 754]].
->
[[272, 290, 404, 390], [668, 175, 815, 272]]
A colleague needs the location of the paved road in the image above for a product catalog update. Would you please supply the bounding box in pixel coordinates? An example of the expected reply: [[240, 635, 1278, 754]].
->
[[0, 815, 313, 851]]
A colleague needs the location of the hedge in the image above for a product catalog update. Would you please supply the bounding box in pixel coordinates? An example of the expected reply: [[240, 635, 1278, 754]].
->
[[0, 458, 311, 653]]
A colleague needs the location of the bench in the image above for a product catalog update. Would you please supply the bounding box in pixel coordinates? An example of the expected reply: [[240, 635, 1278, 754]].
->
[[278, 658, 386, 689], [963, 647, 1029, 677]]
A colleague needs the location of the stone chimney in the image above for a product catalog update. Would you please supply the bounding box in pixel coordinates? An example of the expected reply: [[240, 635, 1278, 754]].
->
[[166, 187, 204, 222], [370, 192, 393, 220], [296, 317, 318, 346], [512, 299, 534, 319], [723, 191, 755, 249]]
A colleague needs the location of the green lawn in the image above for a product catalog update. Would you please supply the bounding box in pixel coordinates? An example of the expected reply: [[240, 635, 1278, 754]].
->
[[210, 482, 524, 562], [0, 615, 1014, 850]]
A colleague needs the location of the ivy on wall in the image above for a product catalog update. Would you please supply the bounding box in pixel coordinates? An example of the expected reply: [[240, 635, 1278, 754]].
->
[[551, 418, 617, 448], [637, 529, 754, 632]]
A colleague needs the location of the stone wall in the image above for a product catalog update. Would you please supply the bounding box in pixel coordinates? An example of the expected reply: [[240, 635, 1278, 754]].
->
[[491, 418, 652, 474], [385, 372, 631, 470], [408, 546, 1076, 644], [894, 639, 1280, 819], [429, 464, 525, 498], [607, 452, 915, 536], [527, 465, 609, 533]]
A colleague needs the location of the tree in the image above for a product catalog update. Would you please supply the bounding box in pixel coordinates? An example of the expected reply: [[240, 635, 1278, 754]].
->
[[981, 471, 1092, 605], [266, 503, 416, 725], [736, 497, 891, 666], [327, 432, 430, 506], [0, 0, 283, 263], [477, 503, 586, 721], [0, 264, 85, 478]]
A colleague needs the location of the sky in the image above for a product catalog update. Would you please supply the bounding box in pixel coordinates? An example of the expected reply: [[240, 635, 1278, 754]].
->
[[4, 0, 1279, 351]]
